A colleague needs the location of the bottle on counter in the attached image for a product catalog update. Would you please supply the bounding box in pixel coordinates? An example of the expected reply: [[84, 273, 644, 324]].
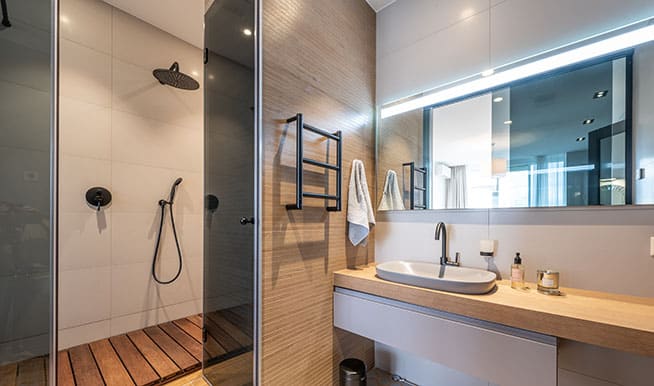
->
[[510, 252, 525, 289]]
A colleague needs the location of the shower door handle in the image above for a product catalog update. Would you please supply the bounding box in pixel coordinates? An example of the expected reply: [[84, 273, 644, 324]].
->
[[239, 217, 255, 225]]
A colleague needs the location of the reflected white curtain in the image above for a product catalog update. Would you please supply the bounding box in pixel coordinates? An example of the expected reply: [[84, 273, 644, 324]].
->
[[530, 154, 566, 207], [446, 165, 467, 208]]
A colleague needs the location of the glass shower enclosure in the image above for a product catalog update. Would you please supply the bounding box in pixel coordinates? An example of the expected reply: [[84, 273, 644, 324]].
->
[[203, 0, 259, 384], [0, 0, 56, 383]]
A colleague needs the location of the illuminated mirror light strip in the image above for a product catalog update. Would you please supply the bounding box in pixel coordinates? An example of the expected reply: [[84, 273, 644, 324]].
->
[[381, 21, 654, 118]]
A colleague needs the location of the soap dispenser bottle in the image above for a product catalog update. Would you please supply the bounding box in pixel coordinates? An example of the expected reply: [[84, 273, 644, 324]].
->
[[510, 252, 525, 289]]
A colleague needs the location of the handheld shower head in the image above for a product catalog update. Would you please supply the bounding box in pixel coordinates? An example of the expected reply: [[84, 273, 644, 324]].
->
[[169, 178, 183, 204]]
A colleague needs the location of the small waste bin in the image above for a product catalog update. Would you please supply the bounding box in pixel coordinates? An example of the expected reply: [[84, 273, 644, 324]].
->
[[339, 358, 366, 386]]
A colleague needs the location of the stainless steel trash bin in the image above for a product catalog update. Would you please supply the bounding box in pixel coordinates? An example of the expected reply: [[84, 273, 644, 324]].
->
[[339, 358, 366, 386]]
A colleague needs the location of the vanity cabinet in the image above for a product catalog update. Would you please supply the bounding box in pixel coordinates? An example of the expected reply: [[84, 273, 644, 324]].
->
[[334, 288, 558, 386]]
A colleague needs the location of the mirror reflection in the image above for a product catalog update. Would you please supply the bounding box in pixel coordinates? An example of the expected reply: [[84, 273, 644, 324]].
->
[[376, 47, 654, 210]]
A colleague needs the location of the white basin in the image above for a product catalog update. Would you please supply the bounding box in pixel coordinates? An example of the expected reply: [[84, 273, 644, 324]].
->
[[376, 260, 497, 294]]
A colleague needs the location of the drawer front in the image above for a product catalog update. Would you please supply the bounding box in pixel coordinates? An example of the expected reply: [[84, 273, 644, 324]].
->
[[334, 290, 558, 386]]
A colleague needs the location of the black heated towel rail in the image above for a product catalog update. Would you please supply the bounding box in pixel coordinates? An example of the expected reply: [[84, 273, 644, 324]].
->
[[286, 113, 342, 211], [1, 0, 11, 28], [403, 162, 427, 210]]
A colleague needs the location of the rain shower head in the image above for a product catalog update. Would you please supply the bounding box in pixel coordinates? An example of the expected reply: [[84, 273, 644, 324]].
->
[[153, 62, 199, 90]]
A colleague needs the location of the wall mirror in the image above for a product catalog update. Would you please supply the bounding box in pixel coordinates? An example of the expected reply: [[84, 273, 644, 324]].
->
[[377, 23, 654, 211]]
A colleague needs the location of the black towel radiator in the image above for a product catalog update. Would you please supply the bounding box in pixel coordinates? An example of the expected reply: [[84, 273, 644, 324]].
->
[[286, 113, 342, 211], [1, 0, 11, 28], [403, 162, 427, 210]]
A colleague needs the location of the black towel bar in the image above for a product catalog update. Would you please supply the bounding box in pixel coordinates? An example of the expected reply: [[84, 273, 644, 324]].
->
[[403, 162, 427, 210], [286, 113, 342, 211]]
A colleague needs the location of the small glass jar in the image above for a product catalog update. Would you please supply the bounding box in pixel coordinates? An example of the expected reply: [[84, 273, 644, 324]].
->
[[536, 270, 560, 295]]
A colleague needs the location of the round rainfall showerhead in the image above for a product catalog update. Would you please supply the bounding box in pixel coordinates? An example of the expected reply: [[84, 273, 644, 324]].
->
[[153, 62, 199, 90]]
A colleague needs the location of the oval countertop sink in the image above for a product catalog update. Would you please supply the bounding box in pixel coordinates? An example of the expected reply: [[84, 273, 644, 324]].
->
[[376, 260, 497, 294]]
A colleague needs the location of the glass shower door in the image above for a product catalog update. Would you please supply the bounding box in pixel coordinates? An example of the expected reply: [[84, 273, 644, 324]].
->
[[0, 0, 55, 384], [203, 0, 257, 384]]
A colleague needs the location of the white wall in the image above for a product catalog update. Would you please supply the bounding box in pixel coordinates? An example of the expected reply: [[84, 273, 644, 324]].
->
[[377, 0, 654, 104], [375, 1, 654, 384], [58, 0, 203, 349]]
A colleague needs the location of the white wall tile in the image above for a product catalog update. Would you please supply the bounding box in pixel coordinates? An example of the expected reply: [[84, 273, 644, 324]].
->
[[60, 97, 111, 159], [59, 155, 111, 213], [111, 213, 202, 266], [109, 299, 201, 337], [111, 162, 202, 214], [111, 110, 202, 172], [59, 212, 111, 271], [59, 267, 111, 329], [59, 39, 112, 107], [112, 58, 203, 129], [60, 0, 112, 53], [58, 0, 204, 347], [58, 320, 111, 350], [112, 8, 202, 74], [110, 259, 202, 318]]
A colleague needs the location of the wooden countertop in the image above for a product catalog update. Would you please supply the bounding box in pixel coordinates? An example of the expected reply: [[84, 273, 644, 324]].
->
[[334, 265, 654, 357]]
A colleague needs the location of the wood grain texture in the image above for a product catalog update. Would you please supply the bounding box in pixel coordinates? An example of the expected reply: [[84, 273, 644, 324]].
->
[[262, 0, 376, 384], [335, 265, 654, 357], [127, 330, 180, 379], [109, 334, 160, 386], [89, 339, 135, 386], [377, 109, 424, 206], [159, 322, 204, 362], [68, 345, 104, 386], [15, 357, 46, 386], [57, 351, 75, 386], [144, 326, 198, 371], [0, 363, 17, 386]]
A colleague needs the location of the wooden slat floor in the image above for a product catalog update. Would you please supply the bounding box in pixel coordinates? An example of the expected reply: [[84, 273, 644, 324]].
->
[[0, 306, 252, 386]]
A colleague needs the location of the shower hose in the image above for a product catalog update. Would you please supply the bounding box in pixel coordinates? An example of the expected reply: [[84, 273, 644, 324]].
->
[[151, 198, 183, 284]]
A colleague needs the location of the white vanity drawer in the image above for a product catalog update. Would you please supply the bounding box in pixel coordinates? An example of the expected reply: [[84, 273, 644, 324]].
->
[[334, 288, 558, 386]]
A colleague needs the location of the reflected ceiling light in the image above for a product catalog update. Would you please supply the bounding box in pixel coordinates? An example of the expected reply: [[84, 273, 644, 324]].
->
[[493, 96, 504, 103], [380, 19, 654, 118], [243, 28, 252, 36], [504, 120, 512, 125], [576, 136, 586, 142], [582, 118, 595, 125], [481, 69, 495, 77], [191, 70, 199, 77], [60, 15, 70, 24], [208, 74, 215, 80], [593, 89, 609, 98]]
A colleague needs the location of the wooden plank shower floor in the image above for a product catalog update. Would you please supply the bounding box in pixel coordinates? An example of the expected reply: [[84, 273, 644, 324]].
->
[[0, 307, 252, 386]]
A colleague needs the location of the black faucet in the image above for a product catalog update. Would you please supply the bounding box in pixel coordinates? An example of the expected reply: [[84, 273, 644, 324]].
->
[[435, 222, 460, 266]]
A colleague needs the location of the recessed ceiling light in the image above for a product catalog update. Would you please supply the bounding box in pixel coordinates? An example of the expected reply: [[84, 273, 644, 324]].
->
[[504, 120, 512, 125], [243, 28, 252, 36], [191, 70, 199, 77], [576, 136, 586, 142], [582, 118, 594, 125], [481, 69, 495, 77], [60, 15, 70, 24], [208, 74, 215, 80], [593, 90, 609, 99], [493, 97, 504, 103]]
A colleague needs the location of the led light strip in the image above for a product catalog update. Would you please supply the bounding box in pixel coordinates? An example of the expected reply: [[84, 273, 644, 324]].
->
[[381, 21, 654, 118]]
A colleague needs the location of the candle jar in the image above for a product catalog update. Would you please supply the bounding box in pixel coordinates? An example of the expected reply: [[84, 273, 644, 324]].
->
[[536, 270, 560, 295]]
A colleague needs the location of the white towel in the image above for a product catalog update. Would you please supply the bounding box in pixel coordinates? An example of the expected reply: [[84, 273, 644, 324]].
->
[[347, 159, 375, 246], [377, 170, 405, 211]]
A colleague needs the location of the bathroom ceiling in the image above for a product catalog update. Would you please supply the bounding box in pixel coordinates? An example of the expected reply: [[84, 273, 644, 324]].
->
[[102, 0, 204, 48], [366, 0, 397, 12]]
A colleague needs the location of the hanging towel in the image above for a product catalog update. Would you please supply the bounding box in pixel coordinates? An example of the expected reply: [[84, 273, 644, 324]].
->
[[347, 159, 375, 246], [378, 169, 405, 211]]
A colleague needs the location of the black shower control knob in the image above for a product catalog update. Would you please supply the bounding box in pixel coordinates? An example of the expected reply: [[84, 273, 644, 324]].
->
[[239, 217, 255, 225]]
